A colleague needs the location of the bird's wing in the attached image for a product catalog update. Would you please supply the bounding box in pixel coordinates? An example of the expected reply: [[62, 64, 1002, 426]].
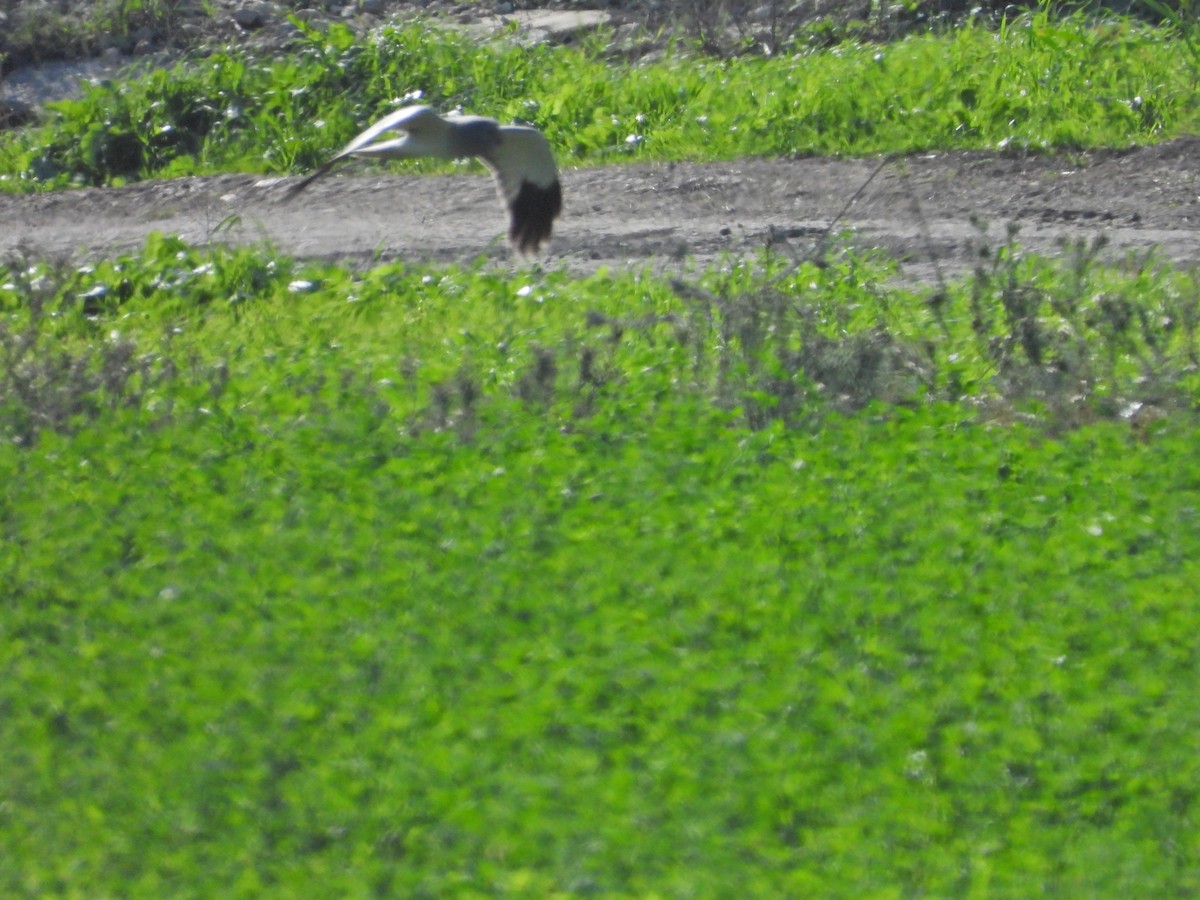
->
[[484, 126, 563, 253], [486, 125, 559, 203], [333, 105, 441, 159], [284, 105, 440, 200]]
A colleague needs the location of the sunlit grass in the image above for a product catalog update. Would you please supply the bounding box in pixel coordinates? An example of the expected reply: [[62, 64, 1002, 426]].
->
[[1, 11, 1197, 190], [5, 4, 1200, 890], [3, 232, 1198, 439], [3, 237, 1200, 895]]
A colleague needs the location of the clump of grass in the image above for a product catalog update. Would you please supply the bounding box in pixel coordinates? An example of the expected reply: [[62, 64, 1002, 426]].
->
[[633, 233, 1197, 433], [1, 12, 1196, 190], [666, 261, 934, 430], [2, 234, 1197, 449], [950, 225, 1200, 428], [0, 254, 174, 446], [400, 233, 1199, 439], [0, 236, 306, 446]]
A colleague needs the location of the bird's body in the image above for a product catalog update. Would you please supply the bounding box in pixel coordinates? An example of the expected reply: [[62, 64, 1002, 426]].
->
[[286, 105, 562, 254]]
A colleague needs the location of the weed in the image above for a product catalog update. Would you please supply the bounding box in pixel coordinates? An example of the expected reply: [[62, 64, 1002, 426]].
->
[[3, 233, 1196, 447], [2, 14, 1196, 189], [0, 253, 169, 445], [950, 224, 1200, 427]]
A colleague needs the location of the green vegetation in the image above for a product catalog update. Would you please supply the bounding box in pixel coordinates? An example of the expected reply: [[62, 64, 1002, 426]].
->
[[3, 234, 1200, 895], [5, 7, 1200, 895], [2, 12, 1198, 190]]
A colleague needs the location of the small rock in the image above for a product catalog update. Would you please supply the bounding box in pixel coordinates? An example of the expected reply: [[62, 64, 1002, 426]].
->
[[233, 3, 271, 29], [0, 98, 37, 131], [173, 0, 207, 17], [130, 26, 157, 55], [29, 153, 60, 182], [274, 20, 303, 41], [360, 0, 384, 13]]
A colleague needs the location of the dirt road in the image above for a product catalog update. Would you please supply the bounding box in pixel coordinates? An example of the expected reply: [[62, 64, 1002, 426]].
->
[[3, 138, 1200, 283]]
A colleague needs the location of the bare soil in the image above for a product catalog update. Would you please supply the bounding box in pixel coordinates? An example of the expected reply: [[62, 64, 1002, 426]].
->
[[3, 138, 1200, 282]]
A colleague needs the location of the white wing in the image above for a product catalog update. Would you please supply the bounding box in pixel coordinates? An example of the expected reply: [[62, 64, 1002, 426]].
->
[[486, 125, 559, 205], [286, 105, 442, 198], [331, 105, 442, 161], [485, 126, 562, 253]]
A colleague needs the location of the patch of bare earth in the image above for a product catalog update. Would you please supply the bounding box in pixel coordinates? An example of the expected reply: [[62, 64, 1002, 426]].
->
[[6, 2, 1195, 281], [3, 139, 1200, 282]]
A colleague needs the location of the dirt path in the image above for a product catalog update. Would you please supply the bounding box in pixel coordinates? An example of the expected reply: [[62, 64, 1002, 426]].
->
[[3, 139, 1200, 282]]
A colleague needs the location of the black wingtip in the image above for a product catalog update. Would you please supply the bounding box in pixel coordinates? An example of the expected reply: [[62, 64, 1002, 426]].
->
[[509, 179, 563, 254], [282, 161, 337, 202]]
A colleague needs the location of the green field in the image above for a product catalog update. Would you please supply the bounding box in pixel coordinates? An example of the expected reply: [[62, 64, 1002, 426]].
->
[[3, 10, 1200, 897]]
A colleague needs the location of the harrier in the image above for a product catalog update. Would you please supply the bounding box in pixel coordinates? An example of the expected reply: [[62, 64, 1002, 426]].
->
[[286, 105, 562, 254]]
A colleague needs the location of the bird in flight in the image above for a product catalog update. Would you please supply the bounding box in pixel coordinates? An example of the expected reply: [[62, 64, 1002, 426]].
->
[[285, 104, 562, 254]]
